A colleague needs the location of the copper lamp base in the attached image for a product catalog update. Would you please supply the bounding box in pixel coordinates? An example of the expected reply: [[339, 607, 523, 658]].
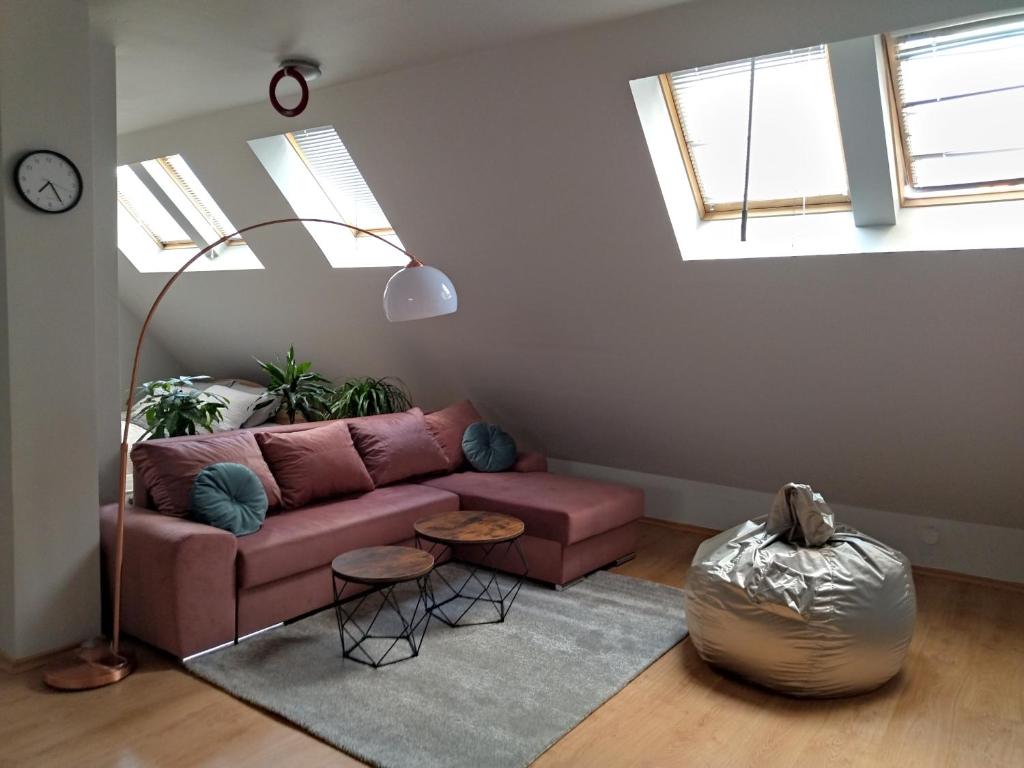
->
[[43, 639, 134, 691]]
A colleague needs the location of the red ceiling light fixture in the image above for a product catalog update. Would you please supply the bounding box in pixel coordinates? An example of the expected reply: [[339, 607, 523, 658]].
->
[[269, 58, 322, 118]]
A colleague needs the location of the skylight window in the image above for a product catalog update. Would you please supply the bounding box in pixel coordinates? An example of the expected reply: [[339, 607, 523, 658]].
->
[[248, 125, 405, 268], [117, 165, 192, 248], [288, 127, 393, 234], [117, 155, 261, 273], [661, 46, 850, 219], [886, 13, 1024, 203]]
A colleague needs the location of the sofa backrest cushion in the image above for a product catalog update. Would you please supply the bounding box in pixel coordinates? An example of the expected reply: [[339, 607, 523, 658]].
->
[[131, 430, 282, 517], [424, 399, 482, 471], [347, 407, 449, 486], [255, 420, 375, 509]]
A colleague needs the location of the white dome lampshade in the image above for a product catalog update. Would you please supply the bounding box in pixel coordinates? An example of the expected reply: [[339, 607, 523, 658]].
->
[[383, 263, 458, 322]]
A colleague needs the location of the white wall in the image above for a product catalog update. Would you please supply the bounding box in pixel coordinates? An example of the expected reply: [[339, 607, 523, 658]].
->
[[94, 31, 120, 505], [0, 0, 116, 659], [118, 0, 1024, 536], [0, 106, 12, 655], [118, 301, 187, 395]]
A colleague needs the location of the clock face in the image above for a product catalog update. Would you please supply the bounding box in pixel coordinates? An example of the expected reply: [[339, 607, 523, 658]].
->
[[14, 151, 83, 213]]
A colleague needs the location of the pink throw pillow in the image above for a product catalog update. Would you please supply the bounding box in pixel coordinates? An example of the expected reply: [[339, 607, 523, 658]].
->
[[424, 400, 482, 471], [256, 421, 374, 509], [131, 431, 282, 517], [347, 408, 448, 486]]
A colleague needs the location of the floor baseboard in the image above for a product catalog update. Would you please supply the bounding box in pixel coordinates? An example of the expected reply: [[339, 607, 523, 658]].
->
[[0, 643, 79, 675], [552, 458, 1024, 585], [640, 516, 1024, 594]]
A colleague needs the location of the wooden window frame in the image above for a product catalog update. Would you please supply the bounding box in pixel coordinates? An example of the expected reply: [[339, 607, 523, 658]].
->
[[657, 73, 852, 221], [118, 160, 247, 252], [154, 157, 245, 247], [116, 191, 195, 251], [882, 31, 1024, 208]]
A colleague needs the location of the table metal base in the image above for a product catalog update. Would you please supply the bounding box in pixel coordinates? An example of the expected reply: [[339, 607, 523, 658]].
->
[[415, 537, 528, 627], [331, 574, 432, 668]]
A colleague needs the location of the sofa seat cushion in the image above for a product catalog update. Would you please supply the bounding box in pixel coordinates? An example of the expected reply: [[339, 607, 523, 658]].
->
[[419, 472, 643, 546], [236, 485, 459, 588]]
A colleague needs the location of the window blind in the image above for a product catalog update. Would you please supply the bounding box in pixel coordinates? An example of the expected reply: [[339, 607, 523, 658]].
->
[[289, 126, 392, 231], [667, 45, 849, 213], [157, 155, 242, 242], [116, 165, 192, 247], [890, 13, 1024, 192]]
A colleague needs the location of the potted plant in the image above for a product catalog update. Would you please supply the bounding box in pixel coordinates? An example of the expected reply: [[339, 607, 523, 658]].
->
[[328, 376, 412, 419], [135, 375, 228, 439], [255, 346, 334, 424]]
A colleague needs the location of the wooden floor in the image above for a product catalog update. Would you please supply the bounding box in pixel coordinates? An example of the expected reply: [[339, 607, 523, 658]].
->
[[2, 520, 1022, 767]]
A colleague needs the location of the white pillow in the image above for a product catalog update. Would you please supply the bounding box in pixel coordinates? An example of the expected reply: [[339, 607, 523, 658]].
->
[[203, 384, 264, 432], [242, 394, 280, 428], [221, 380, 280, 427], [223, 380, 281, 428]]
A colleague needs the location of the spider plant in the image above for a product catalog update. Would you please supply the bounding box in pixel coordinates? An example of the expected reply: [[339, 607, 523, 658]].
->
[[135, 375, 228, 439], [328, 376, 412, 419], [254, 346, 334, 423]]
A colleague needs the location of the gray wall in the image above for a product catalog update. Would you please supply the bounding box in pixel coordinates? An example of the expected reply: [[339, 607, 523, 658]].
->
[[118, 0, 1024, 531], [94, 29, 121, 506], [0, 0, 116, 658], [0, 94, 12, 655], [118, 301, 187, 395]]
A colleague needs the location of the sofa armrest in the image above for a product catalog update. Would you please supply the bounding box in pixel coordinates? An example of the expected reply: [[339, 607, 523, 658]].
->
[[513, 451, 548, 473], [100, 503, 238, 658]]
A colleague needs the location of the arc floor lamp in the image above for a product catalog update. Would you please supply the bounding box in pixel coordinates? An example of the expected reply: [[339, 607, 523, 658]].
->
[[43, 217, 457, 690]]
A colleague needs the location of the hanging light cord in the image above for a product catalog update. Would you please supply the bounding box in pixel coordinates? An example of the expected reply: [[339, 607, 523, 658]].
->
[[740, 57, 756, 242]]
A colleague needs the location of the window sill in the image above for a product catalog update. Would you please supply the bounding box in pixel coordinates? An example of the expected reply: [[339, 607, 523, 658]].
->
[[122, 244, 265, 274], [681, 199, 1024, 261]]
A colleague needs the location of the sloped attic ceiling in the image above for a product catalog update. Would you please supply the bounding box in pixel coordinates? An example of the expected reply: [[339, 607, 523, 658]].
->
[[92, 0, 691, 132], [117, 0, 1024, 531]]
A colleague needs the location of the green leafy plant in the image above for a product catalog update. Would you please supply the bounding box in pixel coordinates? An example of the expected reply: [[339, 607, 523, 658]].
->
[[328, 376, 413, 419], [136, 375, 228, 439], [255, 346, 334, 423]]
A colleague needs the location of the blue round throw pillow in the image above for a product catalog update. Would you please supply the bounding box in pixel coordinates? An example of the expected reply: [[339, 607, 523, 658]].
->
[[189, 462, 268, 536], [462, 422, 517, 473]]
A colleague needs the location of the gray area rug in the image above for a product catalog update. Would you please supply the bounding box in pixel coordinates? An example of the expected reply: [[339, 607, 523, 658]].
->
[[186, 567, 687, 768]]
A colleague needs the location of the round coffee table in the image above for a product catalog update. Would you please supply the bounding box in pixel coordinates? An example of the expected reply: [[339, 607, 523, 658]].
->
[[331, 545, 434, 668], [414, 510, 528, 627]]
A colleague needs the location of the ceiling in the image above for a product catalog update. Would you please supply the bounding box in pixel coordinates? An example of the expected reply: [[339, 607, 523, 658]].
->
[[91, 0, 689, 133]]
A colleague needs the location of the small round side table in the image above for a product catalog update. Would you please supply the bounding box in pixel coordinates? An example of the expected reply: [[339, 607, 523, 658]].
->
[[331, 546, 434, 668], [414, 510, 528, 627]]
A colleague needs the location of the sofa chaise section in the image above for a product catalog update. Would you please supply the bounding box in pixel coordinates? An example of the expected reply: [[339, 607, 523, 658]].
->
[[419, 470, 643, 585]]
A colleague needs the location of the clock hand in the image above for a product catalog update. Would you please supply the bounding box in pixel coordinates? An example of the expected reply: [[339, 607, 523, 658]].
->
[[34, 180, 64, 204]]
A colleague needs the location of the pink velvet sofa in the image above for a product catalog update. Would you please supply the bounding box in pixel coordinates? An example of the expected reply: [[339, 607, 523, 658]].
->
[[99, 401, 643, 658]]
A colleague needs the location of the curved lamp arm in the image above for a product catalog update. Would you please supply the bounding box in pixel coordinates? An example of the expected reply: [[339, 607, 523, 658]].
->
[[111, 218, 429, 658]]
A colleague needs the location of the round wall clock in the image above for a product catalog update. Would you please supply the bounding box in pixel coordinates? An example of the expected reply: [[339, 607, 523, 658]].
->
[[14, 150, 83, 213]]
